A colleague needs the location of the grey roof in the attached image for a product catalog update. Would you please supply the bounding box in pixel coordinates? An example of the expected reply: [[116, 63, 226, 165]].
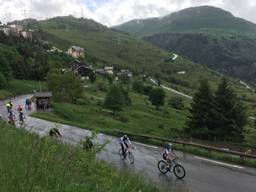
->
[[71, 46, 84, 52], [34, 92, 53, 98]]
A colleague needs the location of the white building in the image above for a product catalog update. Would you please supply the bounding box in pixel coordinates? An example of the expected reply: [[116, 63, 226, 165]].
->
[[67, 46, 85, 58]]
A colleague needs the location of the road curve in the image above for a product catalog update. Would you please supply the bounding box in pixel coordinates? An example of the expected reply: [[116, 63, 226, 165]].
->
[[1, 95, 256, 192], [149, 78, 193, 99]]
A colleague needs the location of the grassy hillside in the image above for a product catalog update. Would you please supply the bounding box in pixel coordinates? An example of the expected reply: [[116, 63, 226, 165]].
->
[[33, 80, 189, 138], [0, 121, 158, 192], [114, 6, 256, 37], [38, 16, 168, 72]]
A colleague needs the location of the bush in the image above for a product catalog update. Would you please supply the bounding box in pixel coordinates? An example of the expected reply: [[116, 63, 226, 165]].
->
[[97, 82, 108, 92], [132, 80, 144, 94], [149, 88, 165, 110], [143, 85, 153, 95], [104, 86, 125, 113], [76, 98, 89, 105], [244, 126, 256, 146], [168, 97, 184, 110], [0, 72, 7, 88], [47, 71, 83, 103], [114, 113, 129, 123]]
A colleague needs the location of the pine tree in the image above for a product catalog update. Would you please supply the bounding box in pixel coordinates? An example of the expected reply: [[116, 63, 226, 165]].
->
[[211, 78, 247, 141], [186, 80, 213, 139]]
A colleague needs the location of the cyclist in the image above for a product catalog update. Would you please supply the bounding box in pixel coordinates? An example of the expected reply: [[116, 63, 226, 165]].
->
[[6, 102, 11, 113], [8, 109, 15, 124], [162, 143, 176, 164], [119, 135, 132, 159], [18, 109, 25, 124], [25, 98, 32, 110], [17, 105, 23, 112], [49, 127, 62, 138]]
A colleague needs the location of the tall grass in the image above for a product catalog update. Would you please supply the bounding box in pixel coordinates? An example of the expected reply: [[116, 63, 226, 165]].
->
[[0, 122, 158, 192]]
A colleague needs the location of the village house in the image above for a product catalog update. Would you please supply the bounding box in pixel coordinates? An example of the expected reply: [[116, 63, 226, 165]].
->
[[95, 68, 107, 75], [68, 60, 94, 78], [104, 66, 114, 75], [96, 66, 114, 76], [117, 69, 133, 79], [74, 65, 94, 77], [68, 60, 82, 71], [67, 46, 85, 58]]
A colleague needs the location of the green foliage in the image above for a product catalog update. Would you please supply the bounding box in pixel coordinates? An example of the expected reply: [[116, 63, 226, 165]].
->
[[47, 71, 83, 103], [106, 75, 113, 85], [186, 78, 247, 141], [0, 54, 12, 81], [149, 88, 165, 109], [104, 86, 128, 113], [97, 82, 108, 92], [132, 80, 144, 94], [0, 122, 158, 192], [88, 71, 96, 83], [211, 78, 247, 141], [168, 97, 185, 110], [0, 33, 49, 81], [186, 80, 213, 139], [0, 73, 7, 88], [243, 126, 256, 146]]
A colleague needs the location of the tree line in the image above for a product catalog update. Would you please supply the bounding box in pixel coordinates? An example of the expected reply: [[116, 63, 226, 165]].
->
[[186, 78, 247, 142]]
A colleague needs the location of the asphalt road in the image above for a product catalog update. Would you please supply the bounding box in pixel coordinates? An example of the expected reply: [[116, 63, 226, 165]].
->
[[1, 95, 256, 192]]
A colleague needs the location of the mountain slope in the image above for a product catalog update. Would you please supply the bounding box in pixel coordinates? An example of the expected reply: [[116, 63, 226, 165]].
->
[[144, 33, 256, 84], [114, 6, 256, 37], [34, 16, 226, 92]]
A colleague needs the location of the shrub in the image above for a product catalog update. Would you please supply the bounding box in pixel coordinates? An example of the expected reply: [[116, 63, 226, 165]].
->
[[149, 88, 165, 110], [132, 80, 144, 94], [97, 82, 108, 92], [143, 85, 153, 95], [0, 72, 7, 88], [104, 86, 125, 114], [168, 97, 184, 110]]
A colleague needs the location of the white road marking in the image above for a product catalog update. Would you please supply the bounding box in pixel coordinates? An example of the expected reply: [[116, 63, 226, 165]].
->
[[194, 156, 244, 169], [134, 142, 158, 149]]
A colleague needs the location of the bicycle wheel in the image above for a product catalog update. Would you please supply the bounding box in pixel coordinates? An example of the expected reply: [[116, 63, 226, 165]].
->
[[158, 160, 169, 174], [173, 164, 186, 179], [119, 148, 124, 159], [128, 152, 135, 164]]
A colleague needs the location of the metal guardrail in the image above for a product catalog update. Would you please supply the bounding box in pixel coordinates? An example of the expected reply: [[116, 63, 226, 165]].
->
[[114, 130, 256, 160]]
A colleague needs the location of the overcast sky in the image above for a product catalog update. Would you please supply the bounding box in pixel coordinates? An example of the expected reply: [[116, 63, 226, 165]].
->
[[0, 0, 256, 26]]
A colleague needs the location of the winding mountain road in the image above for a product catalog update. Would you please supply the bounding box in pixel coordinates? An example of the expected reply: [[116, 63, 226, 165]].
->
[[1, 95, 256, 192]]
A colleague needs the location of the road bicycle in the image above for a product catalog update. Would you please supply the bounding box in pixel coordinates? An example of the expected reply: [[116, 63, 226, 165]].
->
[[119, 145, 135, 164], [158, 157, 186, 179]]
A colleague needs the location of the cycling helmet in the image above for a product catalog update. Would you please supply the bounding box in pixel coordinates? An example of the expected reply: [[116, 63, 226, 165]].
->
[[166, 143, 172, 150], [123, 135, 128, 140]]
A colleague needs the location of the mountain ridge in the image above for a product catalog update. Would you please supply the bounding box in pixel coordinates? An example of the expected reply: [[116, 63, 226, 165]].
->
[[114, 6, 256, 37]]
